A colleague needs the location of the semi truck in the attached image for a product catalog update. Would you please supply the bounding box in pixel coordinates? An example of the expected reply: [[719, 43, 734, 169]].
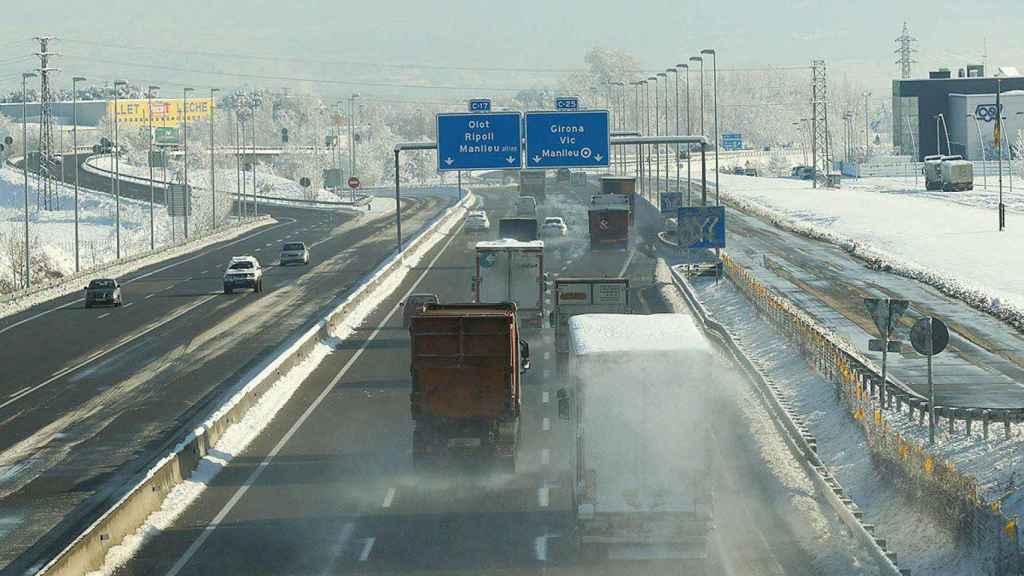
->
[[565, 313, 713, 570], [409, 303, 530, 471], [473, 240, 546, 331], [600, 175, 637, 223], [588, 194, 631, 250], [520, 169, 546, 204], [551, 277, 630, 361], [923, 154, 944, 190], [497, 218, 538, 242]]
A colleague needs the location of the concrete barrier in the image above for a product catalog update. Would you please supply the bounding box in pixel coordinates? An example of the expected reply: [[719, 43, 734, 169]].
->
[[35, 189, 476, 576]]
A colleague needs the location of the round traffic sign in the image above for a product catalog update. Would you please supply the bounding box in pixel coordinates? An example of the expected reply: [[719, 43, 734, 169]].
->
[[348, 176, 360, 189], [299, 177, 311, 188], [3, 136, 12, 145], [910, 317, 949, 356]]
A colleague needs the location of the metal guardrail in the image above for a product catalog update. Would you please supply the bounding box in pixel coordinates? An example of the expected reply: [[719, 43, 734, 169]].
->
[[665, 264, 907, 576]]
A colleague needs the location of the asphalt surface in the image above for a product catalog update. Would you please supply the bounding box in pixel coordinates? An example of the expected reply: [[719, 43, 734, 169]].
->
[[723, 203, 1024, 408], [0, 156, 455, 572], [111, 183, 868, 575]]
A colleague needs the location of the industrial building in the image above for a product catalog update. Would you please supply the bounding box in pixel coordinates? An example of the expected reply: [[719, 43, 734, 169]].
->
[[893, 65, 1024, 160]]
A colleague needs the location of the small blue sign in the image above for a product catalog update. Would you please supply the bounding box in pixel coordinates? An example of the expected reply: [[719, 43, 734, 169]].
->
[[469, 99, 492, 113], [676, 206, 725, 249], [660, 192, 683, 215], [524, 110, 609, 169], [721, 132, 743, 151], [436, 112, 522, 172], [555, 97, 579, 111]]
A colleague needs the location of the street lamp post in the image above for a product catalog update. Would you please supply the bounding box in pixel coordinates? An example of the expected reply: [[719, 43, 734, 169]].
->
[[969, 114, 988, 190], [661, 71, 669, 190], [349, 93, 360, 178], [113, 80, 127, 259], [21, 72, 36, 288], [668, 68, 680, 193], [701, 49, 719, 205], [611, 81, 624, 174], [210, 87, 220, 231], [647, 76, 656, 198], [639, 80, 647, 198], [182, 87, 194, 238], [72, 76, 86, 271], [654, 74, 663, 195], [863, 91, 871, 160], [147, 85, 159, 250], [690, 56, 706, 205], [632, 81, 642, 186], [679, 64, 691, 204]]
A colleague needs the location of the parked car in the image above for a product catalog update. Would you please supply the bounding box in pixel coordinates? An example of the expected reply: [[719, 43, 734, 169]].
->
[[223, 256, 264, 294], [465, 210, 491, 232], [280, 241, 310, 266], [401, 293, 439, 327], [85, 278, 123, 308], [541, 216, 568, 237]]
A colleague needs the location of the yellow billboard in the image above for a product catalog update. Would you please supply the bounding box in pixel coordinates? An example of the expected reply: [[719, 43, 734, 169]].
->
[[107, 98, 214, 128]]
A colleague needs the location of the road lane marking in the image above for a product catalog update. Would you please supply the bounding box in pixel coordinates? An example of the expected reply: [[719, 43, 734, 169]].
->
[[0, 295, 218, 411], [534, 535, 548, 561], [618, 247, 636, 277], [358, 537, 375, 562], [97, 313, 110, 319], [541, 448, 550, 466], [542, 417, 550, 431], [9, 386, 31, 398], [0, 218, 294, 337], [201, 270, 208, 275], [162, 220, 467, 576], [254, 248, 261, 252], [122, 302, 134, 308], [543, 368, 551, 379], [537, 485, 549, 508], [145, 294, 155, 299], [543, 351, 551, 360], [542, 391, 549, 404], [382, 488, 396, 509]]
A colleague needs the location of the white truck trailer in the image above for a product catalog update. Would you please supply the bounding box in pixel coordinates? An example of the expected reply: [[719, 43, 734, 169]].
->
[[566, 313, 714, 571], [473, 239, 546, 331]]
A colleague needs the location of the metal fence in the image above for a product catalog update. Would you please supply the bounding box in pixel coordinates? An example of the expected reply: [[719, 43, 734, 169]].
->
[[721, 253, 1022, 573]]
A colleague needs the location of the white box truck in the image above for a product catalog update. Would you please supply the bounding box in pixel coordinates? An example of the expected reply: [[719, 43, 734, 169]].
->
[[941, 159, 974, 191], [551, 277, 630, 359], [564, 313, 713, 570], [473, 240, 546, 331]]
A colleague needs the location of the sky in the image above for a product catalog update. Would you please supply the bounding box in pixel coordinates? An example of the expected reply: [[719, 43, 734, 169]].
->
[[1, 0, 1024, 104]]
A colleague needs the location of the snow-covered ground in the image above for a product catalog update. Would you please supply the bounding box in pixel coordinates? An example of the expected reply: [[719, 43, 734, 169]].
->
[[717, 173, 1024, 330], [0, 166, 174, 292]]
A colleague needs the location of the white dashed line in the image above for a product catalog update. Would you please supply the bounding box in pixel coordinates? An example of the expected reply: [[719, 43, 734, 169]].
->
[[534, 535, 548, 561], [542, 391, 549, 404], [122, 302, 134, 308], [254, 248, 261, 252], [9, 386, 31, 398], [97, 313, 110, 319], [537, 485, 549, 508], [145, 294, 155, 299], [200, 270, 208, 275], [543, 351, 551, 361], [541, 448, 550, 465], [358, 537, 375, 562], [382, 488, 396, 509], [542, 417, 550, 431]]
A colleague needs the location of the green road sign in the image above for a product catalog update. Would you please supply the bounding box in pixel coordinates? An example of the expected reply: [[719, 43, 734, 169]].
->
[[154, 127, 180, 146]]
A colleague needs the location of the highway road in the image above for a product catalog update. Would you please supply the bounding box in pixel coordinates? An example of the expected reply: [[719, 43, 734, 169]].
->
[[0, 158, 457, 572], [111, 182, 873, 575], [722, 203, 1024, 408]]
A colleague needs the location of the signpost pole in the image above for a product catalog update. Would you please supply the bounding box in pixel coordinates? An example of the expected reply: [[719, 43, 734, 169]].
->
[[395, 149, 402, 252], [458, 170, 462, 202], [880, 314, 889, 409], [928, 318, 935, 444]]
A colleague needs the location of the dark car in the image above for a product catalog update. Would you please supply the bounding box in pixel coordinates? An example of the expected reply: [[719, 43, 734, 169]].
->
[[401, 293, 439, 328], [85, 278, 123, 308]]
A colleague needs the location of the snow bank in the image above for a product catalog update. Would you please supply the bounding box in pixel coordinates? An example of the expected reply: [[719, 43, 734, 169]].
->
[[718, 173, 1024, 332]]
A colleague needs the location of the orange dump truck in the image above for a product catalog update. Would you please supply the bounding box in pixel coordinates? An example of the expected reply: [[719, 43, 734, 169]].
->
[[409, 303, 530, 470]]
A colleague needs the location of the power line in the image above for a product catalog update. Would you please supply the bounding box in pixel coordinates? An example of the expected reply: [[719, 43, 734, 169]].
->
[[61, 53, 542, 93], [60, 37, 581, 75]]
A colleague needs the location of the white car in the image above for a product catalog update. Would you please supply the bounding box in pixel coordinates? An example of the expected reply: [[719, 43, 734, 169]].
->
[[223, 256, 264, 294], [541, 216, 567, 237], [465, 210, 490, 232], [280, 241, 310, 265]]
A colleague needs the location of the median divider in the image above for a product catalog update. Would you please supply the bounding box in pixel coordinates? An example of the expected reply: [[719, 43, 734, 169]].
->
[[664, 262, 907, 576], [36, 189, 476, 576]]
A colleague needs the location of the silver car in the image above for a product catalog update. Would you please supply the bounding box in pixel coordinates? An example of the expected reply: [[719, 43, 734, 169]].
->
[[85, 278, 123, 308], [280, 241, 310, 265]]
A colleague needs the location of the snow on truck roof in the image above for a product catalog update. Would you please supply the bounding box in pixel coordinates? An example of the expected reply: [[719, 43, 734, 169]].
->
[[476, 239, 545, 249], [569, 314, 710, 356]]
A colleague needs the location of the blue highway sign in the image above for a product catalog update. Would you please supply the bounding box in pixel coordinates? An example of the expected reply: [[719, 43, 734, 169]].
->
[[660, 192, 684, 215], [436, 112, 522, 172], [555, 97, 579, 110], [721, 132, 743, 151], [524, 110, 609, 169], [676, 206, 726, 249], [469, 99, 492, 112]]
